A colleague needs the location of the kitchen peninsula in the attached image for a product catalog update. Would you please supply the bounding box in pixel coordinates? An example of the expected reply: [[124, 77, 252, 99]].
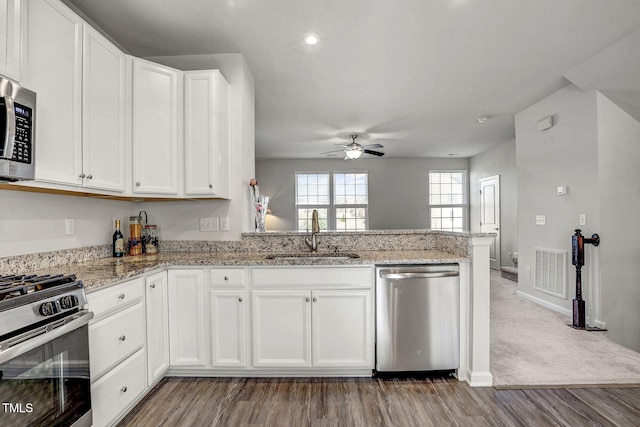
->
[[0, 230, 493, 427]]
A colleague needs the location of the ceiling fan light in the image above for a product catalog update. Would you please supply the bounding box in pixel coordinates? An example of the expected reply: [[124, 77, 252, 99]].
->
[[346, 149, 362, 159]]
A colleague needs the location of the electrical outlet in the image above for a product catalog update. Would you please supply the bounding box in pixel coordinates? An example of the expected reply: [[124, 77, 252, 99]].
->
[[199, 217, 219, 232], [535, 215, 546, 226], [65, 218, 75, 236], [526, 266, 531, 277], [219, 216, 229, 231], [579, 213, 587, 226]]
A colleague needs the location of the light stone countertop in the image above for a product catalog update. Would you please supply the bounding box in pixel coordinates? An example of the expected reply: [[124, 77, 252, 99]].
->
[[31, 249, 467, 293]]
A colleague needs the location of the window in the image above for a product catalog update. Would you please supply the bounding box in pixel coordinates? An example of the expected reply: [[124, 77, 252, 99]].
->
[[429, 171, 468, 232], [296, 172, 368, 231]]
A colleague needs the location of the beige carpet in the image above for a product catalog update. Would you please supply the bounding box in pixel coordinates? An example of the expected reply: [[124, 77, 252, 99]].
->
[[490, 270, 640, 387]]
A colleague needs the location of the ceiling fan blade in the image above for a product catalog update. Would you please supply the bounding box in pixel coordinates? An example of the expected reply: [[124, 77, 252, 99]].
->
[[364, 149, 385, 157], [363, 143, 383, 149], [321, 149, 346, 155]]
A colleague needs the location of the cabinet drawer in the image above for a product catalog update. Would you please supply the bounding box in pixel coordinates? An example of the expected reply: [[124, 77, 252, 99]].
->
[[210, 268, 245, 286], [88, 278, 144, 319], [91, 349, 146, 427], [90, 301, 145, 380]]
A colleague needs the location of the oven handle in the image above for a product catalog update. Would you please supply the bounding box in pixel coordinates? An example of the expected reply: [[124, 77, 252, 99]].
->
[[0, 310, 93, 364]]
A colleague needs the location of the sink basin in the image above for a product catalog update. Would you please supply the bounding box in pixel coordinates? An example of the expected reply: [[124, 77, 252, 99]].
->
[[266, 252, 360, 261]]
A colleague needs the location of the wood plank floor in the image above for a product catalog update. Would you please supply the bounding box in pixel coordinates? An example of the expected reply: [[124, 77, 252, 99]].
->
[[117, 377, 640, 427]]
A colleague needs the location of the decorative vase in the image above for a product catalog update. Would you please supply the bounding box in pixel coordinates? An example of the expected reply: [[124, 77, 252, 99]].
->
[[256, 195, 269, 232]]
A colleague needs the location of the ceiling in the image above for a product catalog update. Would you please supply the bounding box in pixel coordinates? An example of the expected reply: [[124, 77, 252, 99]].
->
[[64, 0, 640, 159]]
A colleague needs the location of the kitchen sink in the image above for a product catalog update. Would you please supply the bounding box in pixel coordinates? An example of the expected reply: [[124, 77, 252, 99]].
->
[[265, 252, 360, 261]]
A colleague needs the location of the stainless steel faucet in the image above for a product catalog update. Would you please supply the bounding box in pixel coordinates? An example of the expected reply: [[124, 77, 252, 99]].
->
[[304, 209, 320, 252]]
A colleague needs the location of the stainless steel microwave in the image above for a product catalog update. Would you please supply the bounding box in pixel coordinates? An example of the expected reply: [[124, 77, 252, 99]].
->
[[0, 76, 36, 181]]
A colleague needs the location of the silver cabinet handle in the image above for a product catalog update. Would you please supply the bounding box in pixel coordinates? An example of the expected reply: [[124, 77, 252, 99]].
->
[[209, 184, 213, 189], [224, 276, 229, 281], [86, 174, 93, 179], [119, 335, 126, 341], [150, 283, 156, 289], [238, 297, 243, 302], [121, 386, 127, 393], [305, 297, 310, 302], [312, 297, 317, 302], [118, 293, 125, 299], [79, 173, 86, 178], [135, 182, 141, 187]]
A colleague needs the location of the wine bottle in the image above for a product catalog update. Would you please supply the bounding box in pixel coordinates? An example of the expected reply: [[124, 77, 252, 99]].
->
[[113, 219, 124, 257]]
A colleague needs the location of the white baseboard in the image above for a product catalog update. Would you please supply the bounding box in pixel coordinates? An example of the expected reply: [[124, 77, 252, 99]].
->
[[468, 371, 493, 387], [516, 290, 572, 317]]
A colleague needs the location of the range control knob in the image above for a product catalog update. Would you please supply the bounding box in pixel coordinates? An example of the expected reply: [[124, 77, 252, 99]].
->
[[39, 301, 59, 316], [58, 295, 79, 310]]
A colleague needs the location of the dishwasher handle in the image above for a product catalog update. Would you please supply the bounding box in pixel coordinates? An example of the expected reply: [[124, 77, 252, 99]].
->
[[378, 271, 459, 279]]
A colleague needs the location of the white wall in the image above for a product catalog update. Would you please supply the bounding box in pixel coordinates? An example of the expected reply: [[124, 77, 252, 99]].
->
[[515, 84, 600, 314], [0, 189, 132, 257], [597, 92, 640, 352], [469, 139, 517, 267], [256, 157, 469, 231]]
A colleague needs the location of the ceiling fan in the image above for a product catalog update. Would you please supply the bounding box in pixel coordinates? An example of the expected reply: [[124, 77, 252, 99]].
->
[[321, 134, 385, 159]]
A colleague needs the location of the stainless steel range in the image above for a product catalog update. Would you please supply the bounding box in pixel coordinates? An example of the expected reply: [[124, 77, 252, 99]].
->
[[0, 273, 93, 427]]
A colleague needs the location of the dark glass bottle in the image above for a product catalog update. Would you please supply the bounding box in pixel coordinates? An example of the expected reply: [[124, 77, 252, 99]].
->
[[113, 219, 124, 257]]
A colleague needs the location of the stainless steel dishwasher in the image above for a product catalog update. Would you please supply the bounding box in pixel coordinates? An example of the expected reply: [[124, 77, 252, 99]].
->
[[376, 264, 460, 372]]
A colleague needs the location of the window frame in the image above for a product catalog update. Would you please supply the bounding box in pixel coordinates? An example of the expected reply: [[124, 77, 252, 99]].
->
[[295, 171, 369, 231], [428, 170, 469, 232]]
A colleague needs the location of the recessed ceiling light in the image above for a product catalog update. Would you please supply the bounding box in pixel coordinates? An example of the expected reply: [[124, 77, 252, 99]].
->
[[305, 34, 319, 45]]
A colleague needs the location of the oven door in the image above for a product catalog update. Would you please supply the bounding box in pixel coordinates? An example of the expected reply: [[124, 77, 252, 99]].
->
[[0, 310, 93, 427]]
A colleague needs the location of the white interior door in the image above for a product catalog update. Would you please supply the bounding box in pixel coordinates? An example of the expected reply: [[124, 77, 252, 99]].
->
[[480, 175, 501, 270]]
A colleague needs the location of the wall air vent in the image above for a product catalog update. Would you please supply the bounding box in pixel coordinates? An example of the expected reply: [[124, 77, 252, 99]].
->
[[534, 247, 567, 299]]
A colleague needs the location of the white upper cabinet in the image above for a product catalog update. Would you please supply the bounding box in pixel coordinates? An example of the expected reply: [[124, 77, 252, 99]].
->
[[22, 0, 83, 186], [184, 70, 230, 198], [81, 24, 125, 192], [0, 0, 20, 80], [131, 58, 180, 195]]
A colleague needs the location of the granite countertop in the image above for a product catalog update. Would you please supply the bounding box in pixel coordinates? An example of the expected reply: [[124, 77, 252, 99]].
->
[[32, 249, 467, 293]]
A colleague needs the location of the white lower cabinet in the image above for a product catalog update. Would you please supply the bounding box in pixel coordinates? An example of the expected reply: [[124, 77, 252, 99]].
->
[[146, 271, 169, 385], [88, 278, 146, 427], [251, 266, 374, 370], [168, 269, 207, 367], [312, 290, 372, 367], [209, 289, 247, 367], [91, 348, 147, 427], [252, 289, 372, 368], [252, 290, 312, 367]]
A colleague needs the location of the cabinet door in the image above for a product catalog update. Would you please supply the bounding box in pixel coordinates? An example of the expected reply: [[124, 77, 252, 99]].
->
[[312, 290, 373, 368], [184, 70, 230, 197], [209, 289, 247, 367], [23, 0, 83, 186], [145, 271, 169, 385], [252, 290, 311, 367], [0, 0, 20, 80], [131, 58, 179, 195], [168, 270, 206, 366], [82, 24, 125, 192]]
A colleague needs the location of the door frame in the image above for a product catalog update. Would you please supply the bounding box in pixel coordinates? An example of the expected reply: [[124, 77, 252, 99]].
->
[[479, 175, 501, 270]]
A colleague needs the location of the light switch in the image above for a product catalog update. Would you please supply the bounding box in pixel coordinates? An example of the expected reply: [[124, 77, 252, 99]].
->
[[556, 186, 567, 196], [579, 213, 586, 226], [536, 215, 546, 226]]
